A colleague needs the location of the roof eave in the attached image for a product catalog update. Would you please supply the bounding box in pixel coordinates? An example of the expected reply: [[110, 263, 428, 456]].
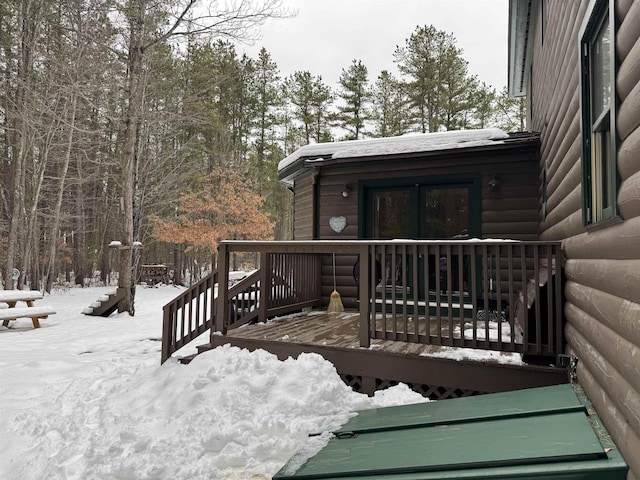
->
[[303, 134, 541, 169], [278, 156, 318, 186], [508, 0, 539, 98]]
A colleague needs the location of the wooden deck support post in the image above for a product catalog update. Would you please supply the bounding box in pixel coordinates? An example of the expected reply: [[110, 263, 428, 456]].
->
[[359, 244, 371, 348], [555, 245, 565, 362], [215, 243, 230, 334], [258, 250, 269, 322], [161, 303, 173, 363]]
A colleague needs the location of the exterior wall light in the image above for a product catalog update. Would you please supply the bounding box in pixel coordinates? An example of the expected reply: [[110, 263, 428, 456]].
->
[[342, 185, 352, 198], [489, 176, 502, 188]]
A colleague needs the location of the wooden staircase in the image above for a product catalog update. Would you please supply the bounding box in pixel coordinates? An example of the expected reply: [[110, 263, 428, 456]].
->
[[82, 288, 126, 317]]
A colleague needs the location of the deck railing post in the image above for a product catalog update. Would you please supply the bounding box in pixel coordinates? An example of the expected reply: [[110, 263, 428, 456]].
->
[[161, 304, 173, 364], [215, 243, 230, 334], [359, 244, 371, 348], [258, 249, 269, 322], [555, 244, 565, 359]]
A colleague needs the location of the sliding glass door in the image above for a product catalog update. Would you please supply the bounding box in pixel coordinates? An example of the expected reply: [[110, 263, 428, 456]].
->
[[367, 182, 478, 240], [363, 177, 480, 301]]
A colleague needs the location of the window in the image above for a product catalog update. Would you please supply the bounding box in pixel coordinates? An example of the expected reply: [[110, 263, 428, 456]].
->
[[580, 0, 618, 226]]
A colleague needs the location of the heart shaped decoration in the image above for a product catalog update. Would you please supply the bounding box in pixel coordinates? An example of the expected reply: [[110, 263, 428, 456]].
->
[[329, 216, 347, 233]]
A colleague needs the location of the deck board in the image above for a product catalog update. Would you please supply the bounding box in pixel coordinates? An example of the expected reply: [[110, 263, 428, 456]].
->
[[233, 311, 361, 348], [225, 310, 519, 362]]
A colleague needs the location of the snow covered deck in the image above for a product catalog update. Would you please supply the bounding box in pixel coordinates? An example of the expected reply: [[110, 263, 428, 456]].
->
[[205, 309, 568, 400], [162, 239, 567, 398]]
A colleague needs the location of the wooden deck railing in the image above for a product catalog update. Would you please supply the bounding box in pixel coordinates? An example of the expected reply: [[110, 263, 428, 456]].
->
[[162, 240, 565, 364], [161, 271, 217, 363], [215, 242, 328, 334], [217, 240, 565, 359], [358, 241, 564, 358]]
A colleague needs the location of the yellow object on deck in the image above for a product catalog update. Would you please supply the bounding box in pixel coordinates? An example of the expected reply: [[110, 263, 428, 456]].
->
[[328, 290, 344, 313], [327, 253, 344, 313]]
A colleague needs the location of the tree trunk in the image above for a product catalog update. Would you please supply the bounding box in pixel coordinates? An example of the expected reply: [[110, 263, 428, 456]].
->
[[173, 245, 183, 286], [73, 159, 86, 286], [4, 33, 29, 289], [118, 0, 147, 314], [45, 94, 77, 292]]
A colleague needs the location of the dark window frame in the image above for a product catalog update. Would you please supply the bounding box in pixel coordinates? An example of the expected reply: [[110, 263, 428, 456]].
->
[[579, 0, 619, 227]]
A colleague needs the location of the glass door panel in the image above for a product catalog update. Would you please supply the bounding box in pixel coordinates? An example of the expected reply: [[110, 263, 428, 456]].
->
[[423, 187, 469, 239], [422, 186, 472, 297], [371, 190, 412, 239]]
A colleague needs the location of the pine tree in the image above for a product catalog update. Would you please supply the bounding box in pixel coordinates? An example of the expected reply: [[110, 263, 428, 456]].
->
[[310, 75, 334, 143], [248, 47, 281, 195], [394, 25, 474, 133], [285, 71, 314, 144], [370, 70, 411, 138], [437, 44, 472, 131], [495, 87, 526, 131], [464, 79, 497, 129], [336, 59, 370, 140], [285, 71, 333, 144]]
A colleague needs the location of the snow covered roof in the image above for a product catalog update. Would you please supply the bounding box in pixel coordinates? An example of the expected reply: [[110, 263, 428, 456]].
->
[[278, 128, 513, 184]]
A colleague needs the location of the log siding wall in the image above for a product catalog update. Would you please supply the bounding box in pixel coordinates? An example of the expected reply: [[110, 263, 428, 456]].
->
[[531, 1, 640, 477], [293, 174, 315, 240]]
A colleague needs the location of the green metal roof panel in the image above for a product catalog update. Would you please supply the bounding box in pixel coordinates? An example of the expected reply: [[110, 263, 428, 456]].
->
[[275, 385, 628, 480], [333, 384, 584, 435], [287, 412, 604, 478]]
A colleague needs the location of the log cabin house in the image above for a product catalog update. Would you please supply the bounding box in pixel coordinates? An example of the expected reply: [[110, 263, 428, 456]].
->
[[161, 0, 639, 476]]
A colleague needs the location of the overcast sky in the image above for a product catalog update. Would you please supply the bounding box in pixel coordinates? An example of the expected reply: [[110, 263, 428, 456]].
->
[[240, 0, 509, 93]]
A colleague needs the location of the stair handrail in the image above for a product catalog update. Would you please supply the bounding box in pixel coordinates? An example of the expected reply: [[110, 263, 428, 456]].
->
[[226, 270, 261, 330], [161, 271, 218, 363], [161, 269, 265, 363]]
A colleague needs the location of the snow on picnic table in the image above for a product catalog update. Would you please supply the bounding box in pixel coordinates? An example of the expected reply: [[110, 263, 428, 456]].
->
[[0, 285, 426, 480]]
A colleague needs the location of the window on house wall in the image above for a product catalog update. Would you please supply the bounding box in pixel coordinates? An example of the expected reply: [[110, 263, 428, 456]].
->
[[580, 0, 618, 226]]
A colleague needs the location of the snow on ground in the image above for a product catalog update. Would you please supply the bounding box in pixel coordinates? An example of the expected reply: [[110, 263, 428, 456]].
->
[[0, 285, 427, 480]]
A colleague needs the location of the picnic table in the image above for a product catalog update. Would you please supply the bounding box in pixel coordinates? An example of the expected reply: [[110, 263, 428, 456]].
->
[[0, 290, 56, 328]]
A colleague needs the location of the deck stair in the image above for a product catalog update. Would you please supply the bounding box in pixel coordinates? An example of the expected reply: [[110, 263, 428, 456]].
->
[[82, 288, 126, 317]]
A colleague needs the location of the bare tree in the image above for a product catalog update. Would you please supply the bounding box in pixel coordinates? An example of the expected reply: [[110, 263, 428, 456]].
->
[[2, 0, 47, 289], [115, 0, 287, 314]]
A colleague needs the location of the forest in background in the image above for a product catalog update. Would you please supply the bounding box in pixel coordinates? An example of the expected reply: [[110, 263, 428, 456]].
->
[[0, 0, 524, 299]]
